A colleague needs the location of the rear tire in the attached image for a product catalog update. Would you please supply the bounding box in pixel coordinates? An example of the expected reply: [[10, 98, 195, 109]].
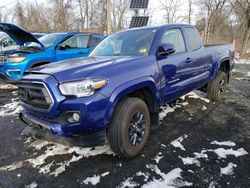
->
[[108, 97, 150, 158], [207, 71, 228, 102]]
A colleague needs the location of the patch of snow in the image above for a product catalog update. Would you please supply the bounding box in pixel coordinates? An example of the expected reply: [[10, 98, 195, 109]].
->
[[159, 105, 175, 120], [0, 140, 114, 177], [142, 166, 192, 188], [50, 155, 82, 177], [170, 135, 188, 151], [81, 172, 109, 185], [154, 152, 163, 163], [29, 140, 50, 150], [187, 169, 194, 173], [39, 162, 54, 174], [0, 100, 23, 117], [220, 162, 237, 176], [82, 175, 100, 185], [208, 181, 216, 188], [0, 161, 24, 171], [119, 177, 138, 188], [179, 156, 200, 167], [183, 90, 210, 103], [136, 171, 149, 182], [194, 153, 207, 159], [25, 182, 37, 188], [202, 105, 207, 110], [210, 140, 236, 147], [247, 72, 250, 77], [210, 148, 248, 159], [17, 173, 21, 177], [161, 144, 167, 148], [101, 171, 110, 177], [159, 101, 189, 121], [235, 59, 250, 64], [24, 137, 32, 144], [235, 77, 244, 81]]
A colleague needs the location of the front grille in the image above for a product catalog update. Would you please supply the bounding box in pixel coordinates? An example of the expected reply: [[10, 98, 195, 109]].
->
[[18, 82, 53, 111], [0, 55, 6, 64]]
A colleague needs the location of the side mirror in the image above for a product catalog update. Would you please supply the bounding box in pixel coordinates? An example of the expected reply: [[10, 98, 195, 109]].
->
[[158, 43, 176, 57], [57, 44, 68, 50]]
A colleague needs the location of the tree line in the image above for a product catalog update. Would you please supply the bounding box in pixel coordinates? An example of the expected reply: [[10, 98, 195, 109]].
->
[[0, 0, 249, 56]]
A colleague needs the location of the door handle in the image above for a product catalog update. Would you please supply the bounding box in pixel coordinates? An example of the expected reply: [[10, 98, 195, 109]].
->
[[185, 57, 193, 63], [77, 52, 84, 54]]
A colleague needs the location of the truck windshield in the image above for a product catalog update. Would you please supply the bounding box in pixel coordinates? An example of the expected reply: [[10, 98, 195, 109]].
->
[[90, 28, 156, 57], [28, 33, 64, 48]]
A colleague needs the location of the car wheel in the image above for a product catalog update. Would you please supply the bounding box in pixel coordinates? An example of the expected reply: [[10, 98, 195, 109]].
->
[[207, 71, 228, 102], [108, 97, 150, 158]]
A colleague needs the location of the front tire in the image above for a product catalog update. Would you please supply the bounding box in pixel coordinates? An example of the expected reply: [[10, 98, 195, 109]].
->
[[108, 97, 150, 158], [207, 71, 228, 102]]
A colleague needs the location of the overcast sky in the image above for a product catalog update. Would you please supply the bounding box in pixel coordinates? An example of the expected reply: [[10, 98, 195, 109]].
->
[[0, 0, 198, 26]]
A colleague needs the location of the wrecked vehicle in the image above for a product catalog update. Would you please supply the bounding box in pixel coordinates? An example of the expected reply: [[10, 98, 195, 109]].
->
[[19, 24, 235, 158], [0, 23, 104, 81]]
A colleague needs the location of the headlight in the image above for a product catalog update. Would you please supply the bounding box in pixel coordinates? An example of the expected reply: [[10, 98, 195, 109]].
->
[[59, 79, 107, 97], [7, 56, 26, 63]]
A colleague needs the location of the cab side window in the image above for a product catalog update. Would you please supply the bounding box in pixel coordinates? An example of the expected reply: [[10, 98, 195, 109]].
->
[[88, 36, 102, 48], [62, 35, 89, 49], [185, 27, 202, 51], [62, 36, 79, 49], [161, 29, 186, 54]]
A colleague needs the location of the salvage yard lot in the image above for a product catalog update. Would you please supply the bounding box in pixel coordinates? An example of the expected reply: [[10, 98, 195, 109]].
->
[[0, 61, 249, 188]]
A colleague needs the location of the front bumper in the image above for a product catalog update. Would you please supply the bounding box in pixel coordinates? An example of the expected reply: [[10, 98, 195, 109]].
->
[[0, 60, 28, 80], [21, 121, 107, 147], [19, 75, 111, 140]]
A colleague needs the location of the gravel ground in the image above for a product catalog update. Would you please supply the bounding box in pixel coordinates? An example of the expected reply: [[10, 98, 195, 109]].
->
[[0, 63, 249, 188]]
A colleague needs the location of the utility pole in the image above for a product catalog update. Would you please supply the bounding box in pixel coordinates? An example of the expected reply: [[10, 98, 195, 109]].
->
[[107, 0, 112, 35]]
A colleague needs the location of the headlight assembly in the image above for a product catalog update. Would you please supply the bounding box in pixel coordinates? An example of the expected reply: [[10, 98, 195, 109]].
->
[[7, 56, 26, 63], [59, 79, 107, 97]]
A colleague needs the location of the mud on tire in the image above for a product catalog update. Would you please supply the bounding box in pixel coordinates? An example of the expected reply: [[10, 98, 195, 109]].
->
[[207, 71, 228, 102]]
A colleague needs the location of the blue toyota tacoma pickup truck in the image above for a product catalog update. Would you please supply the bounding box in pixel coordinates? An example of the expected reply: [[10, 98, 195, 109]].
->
[[19, 24, 235, 158], [0, 23, 104, 81]]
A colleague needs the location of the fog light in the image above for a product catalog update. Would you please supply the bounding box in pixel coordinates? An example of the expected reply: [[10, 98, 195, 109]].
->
[[73, 113, 80, 122], [67, 112, 80, 123]]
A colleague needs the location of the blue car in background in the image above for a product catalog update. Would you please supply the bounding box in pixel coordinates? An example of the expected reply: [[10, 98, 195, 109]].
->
[[0, 23, 104, 81], [0, 32, 46, 53]]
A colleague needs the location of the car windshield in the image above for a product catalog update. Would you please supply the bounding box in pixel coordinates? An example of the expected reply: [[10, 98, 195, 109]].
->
[[90, 28, 157, 57], [28, 33, 64, 48]]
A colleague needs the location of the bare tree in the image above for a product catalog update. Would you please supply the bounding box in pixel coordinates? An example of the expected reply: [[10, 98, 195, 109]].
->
[[188, 0, 192, 24], [15, 1, 27, 28], [232, 0, 250, 56], [196, 0, 232, 44], [111, 0, 130, 32], [50, 0, 73, 32], [161, 0, 183, 23]]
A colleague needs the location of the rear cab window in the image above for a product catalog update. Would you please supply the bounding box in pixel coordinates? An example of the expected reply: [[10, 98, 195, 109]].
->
[[184, 27, 202, 51]]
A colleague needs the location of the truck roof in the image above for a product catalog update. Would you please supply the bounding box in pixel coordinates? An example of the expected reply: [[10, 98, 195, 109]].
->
[[118, 24, 195, 33]]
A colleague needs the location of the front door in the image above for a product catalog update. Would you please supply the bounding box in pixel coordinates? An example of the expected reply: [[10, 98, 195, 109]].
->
[[56, 34, 91, 61], [157, 28, 195, 103]]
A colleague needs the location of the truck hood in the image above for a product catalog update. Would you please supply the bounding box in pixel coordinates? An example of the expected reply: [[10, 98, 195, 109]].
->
[[0, 23, 44, 48], [29, 56, 135, 83]]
